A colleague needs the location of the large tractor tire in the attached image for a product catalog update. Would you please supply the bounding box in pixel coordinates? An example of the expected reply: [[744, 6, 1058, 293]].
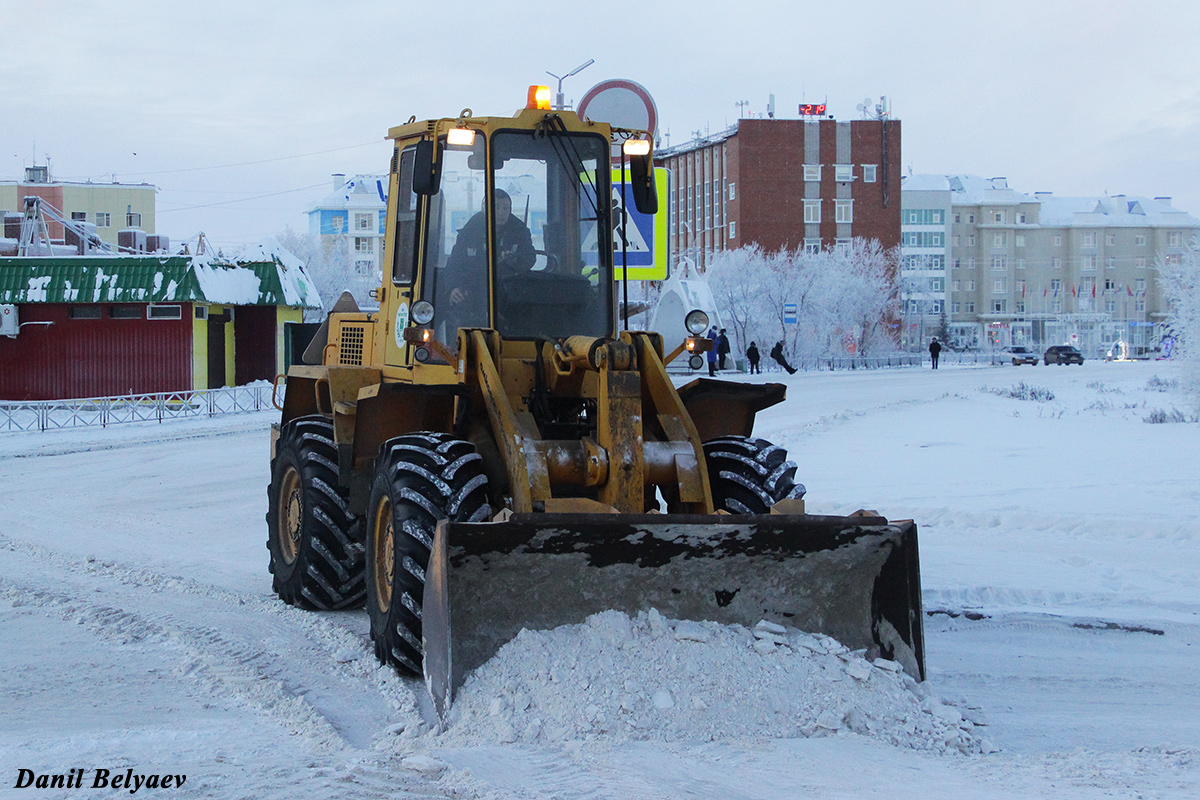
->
[[703, 436, 805, 514], [266, 416, 365, 610], [366, 433, 491, 675]]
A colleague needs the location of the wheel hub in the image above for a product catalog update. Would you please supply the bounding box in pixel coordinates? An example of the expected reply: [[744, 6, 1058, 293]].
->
[[373, 497, 394, 613], [279, 466, 302, 565]]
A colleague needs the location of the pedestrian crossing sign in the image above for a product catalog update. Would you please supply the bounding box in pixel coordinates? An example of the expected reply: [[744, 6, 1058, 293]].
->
[[611, 167, 668, 280]]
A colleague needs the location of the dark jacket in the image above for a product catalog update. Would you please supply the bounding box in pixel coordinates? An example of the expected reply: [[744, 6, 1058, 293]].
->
[[445, 211, 536, 298], [746, 343, 760, 364], [929, 340, 942, 357]]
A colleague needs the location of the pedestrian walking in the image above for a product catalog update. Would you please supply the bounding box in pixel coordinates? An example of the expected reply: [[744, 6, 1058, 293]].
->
[[769, 340, 797, 374], [746, 341, 761, 374], [929, 337, 942, 370], [706, 326, 719, 377], [717, 328, 731, 370]]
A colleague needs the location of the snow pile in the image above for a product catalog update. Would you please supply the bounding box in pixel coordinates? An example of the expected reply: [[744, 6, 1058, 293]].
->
[[440, 610, 993, 755]]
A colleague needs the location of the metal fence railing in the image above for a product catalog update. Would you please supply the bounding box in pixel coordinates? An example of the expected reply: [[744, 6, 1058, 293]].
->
[[1, 383, 282, 433]]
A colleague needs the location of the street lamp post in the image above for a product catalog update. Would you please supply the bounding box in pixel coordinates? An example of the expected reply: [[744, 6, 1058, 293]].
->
[[545, 59, 594, 111]]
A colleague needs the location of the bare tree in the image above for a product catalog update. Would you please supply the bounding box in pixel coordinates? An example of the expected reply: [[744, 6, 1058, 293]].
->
[[1157, 243, 1200, 413]]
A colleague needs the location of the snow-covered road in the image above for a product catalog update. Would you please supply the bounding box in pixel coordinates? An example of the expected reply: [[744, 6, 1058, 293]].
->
[[1, 359, 1196, 798]]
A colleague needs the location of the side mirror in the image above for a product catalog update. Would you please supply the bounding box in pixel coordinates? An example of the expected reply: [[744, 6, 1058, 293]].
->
[[629, 153, 657, 214], [413, 139, 442, 195]]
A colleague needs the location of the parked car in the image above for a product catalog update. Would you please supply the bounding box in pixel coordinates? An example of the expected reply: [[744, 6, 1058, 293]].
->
[[1044, 345, 1085, 365], [1004, 346, 1040, 366]]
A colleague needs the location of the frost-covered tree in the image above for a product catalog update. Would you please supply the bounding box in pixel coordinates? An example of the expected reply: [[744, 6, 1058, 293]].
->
[[708, 239, 901, 362], [1157, 243, 1200, 412], [276, 226, 378, 321]]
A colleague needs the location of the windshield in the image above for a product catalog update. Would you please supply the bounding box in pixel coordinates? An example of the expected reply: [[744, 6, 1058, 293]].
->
[[491, 129, 612, 339], [419, 128, 613, 348]]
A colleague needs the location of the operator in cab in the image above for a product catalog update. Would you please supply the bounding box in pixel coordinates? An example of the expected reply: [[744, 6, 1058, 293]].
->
[[445, 189, 536, 320]]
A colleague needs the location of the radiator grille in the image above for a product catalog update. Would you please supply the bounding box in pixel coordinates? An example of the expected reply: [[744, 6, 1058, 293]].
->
[[339, 326, 365, 365]]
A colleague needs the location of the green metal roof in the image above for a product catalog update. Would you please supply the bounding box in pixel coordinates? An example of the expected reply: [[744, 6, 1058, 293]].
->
[[0, 254, 323, 308]]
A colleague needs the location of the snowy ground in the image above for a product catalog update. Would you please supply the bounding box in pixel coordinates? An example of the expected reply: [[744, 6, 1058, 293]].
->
[[1, 359, 1197, 799]]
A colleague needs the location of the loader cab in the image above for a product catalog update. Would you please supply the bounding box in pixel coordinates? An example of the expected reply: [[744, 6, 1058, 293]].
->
[[392, 116, 618, 356]]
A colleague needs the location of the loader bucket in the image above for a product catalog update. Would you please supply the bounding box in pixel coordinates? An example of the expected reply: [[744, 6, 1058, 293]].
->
[[422, 513, 924, 720]]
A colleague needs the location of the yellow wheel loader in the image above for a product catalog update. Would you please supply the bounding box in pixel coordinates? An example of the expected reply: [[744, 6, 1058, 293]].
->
[[267, 87, 924, 719]]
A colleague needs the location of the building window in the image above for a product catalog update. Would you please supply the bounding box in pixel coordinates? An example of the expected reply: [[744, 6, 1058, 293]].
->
[[993, 278, 1007, 293], [835, 200, 853, 223], [95, 212, 110, 228], [1136, 257, 1146, 268], [1135, 234, 1146, 246], [1136, 299, 1146, 312], [862, 164, 877, 182], [1017, 213, 1027, 223], [954, 213, 961, 224], [967, 235, 976, 246], [994, 233, 1005, 248], [1136, 278, 1146, 292], [1052, 300, 1063, 313], [354, 237, 374, 253], [965, 301, 975, 313], [1105, 300, 1116, 313], [964, 280, 976, 291], [1168, 232, 1181, 246], [966, 258, 975, 270], [126, 212, 141, 228], [803, 164, 821, 182], [1082, 255, 1096, 271], [1015, 301, 1026, 313], [1106, 234, 1116, 246], [1016, 257, 1026, 270], [71, 211, 87, 222], [729, 220, 736, 238], [992, 257, 1006, 271], [68, 306, 102, 319], [930, 300, 943, 314], [952, 279, 961, 291], [1105, 279, 1116, 292], [728, 182, 735, 201], [835, 164, 853, 182], [992, 299, 1007, 313], [952, 302, 961, 314], [355, 259, 374, 275], [803, 238, 821, 254], [835, 238, 852, 252], [1053, 257, 1063, 269], [1051, 279, 1063, 293], [1054, 235, 1062, 246], [110, 305, 140, 319], [994, 211, 1006, 223], [1081, 232, 1095, 247], [953, 258, 961, 269], [1106, 256, 1116, 269], [968, 214, 975, 223], [1015, 234, 1025, 248], [147, 304, 182, 320], [952, 235, 960, 246], [355, 213, 372, 231]]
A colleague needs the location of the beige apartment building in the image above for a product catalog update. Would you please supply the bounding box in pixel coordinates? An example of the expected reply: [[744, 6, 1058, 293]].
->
[[901, 175, 1198, 357], [1, 166, 157, 248]]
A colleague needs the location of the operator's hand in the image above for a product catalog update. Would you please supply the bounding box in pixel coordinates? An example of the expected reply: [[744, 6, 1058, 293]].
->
[[450, 287, 465, 304]]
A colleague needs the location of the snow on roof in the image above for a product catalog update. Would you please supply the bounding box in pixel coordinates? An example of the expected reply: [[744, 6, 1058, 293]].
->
[[1037, 195, 1200, 228], [0, 250, 323, 308], [307, 174, 388, 213], [900, 174, 951, 192]]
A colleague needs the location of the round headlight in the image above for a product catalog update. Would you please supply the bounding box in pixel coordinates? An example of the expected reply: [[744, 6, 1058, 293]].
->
[[688, 354, 705, 371], [411, 300, 435, 325], [684, 309, 710, 336]]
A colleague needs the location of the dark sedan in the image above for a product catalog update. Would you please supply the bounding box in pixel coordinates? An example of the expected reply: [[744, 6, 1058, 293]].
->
[[1044, 345, 1085, 365]]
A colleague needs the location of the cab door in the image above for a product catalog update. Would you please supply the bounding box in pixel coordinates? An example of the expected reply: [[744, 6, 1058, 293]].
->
[[384, 144, 419, 369]]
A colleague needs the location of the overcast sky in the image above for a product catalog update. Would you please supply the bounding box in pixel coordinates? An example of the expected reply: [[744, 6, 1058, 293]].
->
[[3, 0, 1198, 251]]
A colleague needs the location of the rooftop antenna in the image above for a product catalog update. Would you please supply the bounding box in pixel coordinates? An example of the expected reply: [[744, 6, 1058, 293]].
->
[[856, 98, 872, 120], [735, 100, 749, 118], [545, 58, 594, 110]]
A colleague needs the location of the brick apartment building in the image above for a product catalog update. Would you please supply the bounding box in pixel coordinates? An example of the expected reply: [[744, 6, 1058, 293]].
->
[[655, 117, 902, 270]]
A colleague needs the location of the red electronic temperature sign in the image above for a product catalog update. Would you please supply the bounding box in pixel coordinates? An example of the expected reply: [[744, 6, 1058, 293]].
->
[[798, 103, 827, 116]]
